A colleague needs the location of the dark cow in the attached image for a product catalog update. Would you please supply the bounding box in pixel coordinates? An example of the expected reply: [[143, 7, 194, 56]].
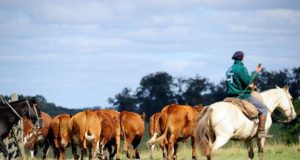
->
[[147, 104, 204, 160], [120, 111, 145, 159]]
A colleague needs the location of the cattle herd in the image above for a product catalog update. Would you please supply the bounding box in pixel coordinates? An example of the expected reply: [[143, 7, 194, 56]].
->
[[22, 104, 204, 160]]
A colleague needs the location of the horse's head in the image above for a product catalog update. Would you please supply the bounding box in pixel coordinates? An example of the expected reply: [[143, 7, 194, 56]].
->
[[27, 97, 44, 128], [276, 85, 297, 123]]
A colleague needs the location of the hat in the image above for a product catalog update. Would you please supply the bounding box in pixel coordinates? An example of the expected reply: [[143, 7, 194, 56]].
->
[[232, 51, 244, 60]]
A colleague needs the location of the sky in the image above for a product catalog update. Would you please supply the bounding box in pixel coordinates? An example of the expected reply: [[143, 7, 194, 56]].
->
[[0, 0, 299, 109]]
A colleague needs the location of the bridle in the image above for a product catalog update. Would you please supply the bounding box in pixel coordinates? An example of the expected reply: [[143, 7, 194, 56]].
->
[[267, 90, 294, 123], [4, 99, 41, 129]]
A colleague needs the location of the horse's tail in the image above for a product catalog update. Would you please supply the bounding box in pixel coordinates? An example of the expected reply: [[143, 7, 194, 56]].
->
[[195, 107, 213, 156]]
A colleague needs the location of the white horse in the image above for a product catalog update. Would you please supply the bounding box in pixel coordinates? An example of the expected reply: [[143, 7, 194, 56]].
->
[[195, 85, 297, 160]]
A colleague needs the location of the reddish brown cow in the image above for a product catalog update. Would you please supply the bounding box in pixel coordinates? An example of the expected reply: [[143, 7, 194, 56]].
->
[[120, 111, 145, 159], [48, 114, 75, 160], [94, 110, 121, 160], [148, 112, 165, 159], [23, 112, 52, 159], [147, 104, 204, 160], [68, 110, 102, 159]]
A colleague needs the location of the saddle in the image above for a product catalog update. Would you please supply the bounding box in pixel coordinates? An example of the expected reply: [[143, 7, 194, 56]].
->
[[224, 94, 261, 119]]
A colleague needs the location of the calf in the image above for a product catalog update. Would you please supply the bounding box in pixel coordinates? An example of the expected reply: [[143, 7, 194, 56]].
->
[[23, 112, 52, 159], [120, 111, 145, 159]]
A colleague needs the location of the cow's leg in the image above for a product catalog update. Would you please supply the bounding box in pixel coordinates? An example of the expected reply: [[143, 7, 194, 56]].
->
[[163, 144, 167, 159], [60, 147, 68, 160], [99, 142, 105, 160], [42, 140, 50, 160], [115, 135, 121, 160], [0, 140, 8, 159], [132, 136, 142, 159], [71, 142, 79, 160], [191, 135, 197, 160], [150, 143, 155, 159], [91, 140, 99, 159], [245, 139, 254, 160], [34, 144, 38, 156], [80, 147, 87, 160], [124, 135, 134, 159], [257, 138, 265, 160], [167, 134, 177, 160], [173, 143, 178, 160]]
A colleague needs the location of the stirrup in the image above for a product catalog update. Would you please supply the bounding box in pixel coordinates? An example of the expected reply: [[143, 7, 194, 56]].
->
[[257, 132, 273, 138]]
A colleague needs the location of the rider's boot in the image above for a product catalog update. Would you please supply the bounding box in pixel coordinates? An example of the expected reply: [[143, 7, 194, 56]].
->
[[257, 115, 273, 138]]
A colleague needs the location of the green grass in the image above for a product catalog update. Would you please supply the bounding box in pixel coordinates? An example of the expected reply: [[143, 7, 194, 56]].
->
[[28, 123, 300, 159], [29, 136, 300, 160]]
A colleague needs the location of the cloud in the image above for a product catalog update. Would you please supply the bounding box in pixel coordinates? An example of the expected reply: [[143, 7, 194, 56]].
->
[[0, 0, 299, 108]]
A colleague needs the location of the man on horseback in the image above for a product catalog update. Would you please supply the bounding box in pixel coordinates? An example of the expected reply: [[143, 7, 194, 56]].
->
[[225, 51, 270, 138]]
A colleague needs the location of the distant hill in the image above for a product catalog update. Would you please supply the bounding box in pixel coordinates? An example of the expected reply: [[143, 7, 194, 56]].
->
[[1, 94, 111, 117]]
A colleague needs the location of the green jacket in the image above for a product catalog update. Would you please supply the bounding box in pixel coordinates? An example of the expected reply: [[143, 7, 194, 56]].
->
[[225, 60, 259, 99]]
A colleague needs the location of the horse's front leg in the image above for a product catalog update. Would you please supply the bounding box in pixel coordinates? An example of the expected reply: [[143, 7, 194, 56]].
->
[[257, 138, 266, 160], [245, 139, 254, 160]]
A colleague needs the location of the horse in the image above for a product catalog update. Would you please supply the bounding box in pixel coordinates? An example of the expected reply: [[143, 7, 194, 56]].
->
[[195, 85, 297, 160], [0, 97, 43, 159]]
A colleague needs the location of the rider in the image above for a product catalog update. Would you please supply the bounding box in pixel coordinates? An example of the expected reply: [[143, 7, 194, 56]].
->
[[225, 51, 270, 138]]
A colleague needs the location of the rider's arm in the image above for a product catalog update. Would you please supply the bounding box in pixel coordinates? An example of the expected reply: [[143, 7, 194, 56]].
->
[[238, 66, 259, 86]]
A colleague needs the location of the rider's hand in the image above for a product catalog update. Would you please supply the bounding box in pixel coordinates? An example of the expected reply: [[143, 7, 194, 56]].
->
[[256, 64, 263, 73]]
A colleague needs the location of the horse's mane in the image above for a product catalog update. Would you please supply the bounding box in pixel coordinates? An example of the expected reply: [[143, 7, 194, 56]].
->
[[260, 88, 282, 96]]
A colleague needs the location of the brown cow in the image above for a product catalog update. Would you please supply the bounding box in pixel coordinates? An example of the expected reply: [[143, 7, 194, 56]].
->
[[68, 110, 102, 159], [94, 109, 121, 160], [23, 112, 52, 159], [48, 114, 75, 160], [148, 112, 165, 159], [120, 111, 145, 159], [147, 104, 204, 160]]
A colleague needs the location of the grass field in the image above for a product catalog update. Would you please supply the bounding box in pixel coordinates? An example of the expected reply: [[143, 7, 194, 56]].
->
[[26, 123, 300, 159], [29, 133, 300, 160]]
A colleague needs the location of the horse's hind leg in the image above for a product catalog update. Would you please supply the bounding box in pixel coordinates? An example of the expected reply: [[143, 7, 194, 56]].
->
[[208, 135, 230, 160], [212, 136, 230, 152], [245, 139, 254, 160]]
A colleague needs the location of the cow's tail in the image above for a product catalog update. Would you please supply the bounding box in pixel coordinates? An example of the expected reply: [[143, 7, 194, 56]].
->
[[195, 107, 214, 156], [147, 114, 169, 146], [84, 111, 95, 148]]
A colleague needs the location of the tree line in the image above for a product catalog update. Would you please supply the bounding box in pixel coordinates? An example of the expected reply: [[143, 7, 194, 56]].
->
[[108, 67, 300, 119]]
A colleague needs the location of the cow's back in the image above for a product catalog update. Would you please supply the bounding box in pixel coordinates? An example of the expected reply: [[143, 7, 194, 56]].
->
[[120, 111, 145, 137]]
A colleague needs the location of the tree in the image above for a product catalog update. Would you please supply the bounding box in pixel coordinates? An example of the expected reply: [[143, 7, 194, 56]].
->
[[258, 69, 291, 91], [107, 87, 137, 112], [182, 75, 213, 106], [290, 67, 300, 99], [136, 72, 174, 118]]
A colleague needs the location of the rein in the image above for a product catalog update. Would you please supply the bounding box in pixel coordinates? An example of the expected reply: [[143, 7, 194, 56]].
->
[[264, 91, 294, 124]]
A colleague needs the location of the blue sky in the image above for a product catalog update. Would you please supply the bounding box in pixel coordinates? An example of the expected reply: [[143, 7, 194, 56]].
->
[[1, 0, 299, 108]]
